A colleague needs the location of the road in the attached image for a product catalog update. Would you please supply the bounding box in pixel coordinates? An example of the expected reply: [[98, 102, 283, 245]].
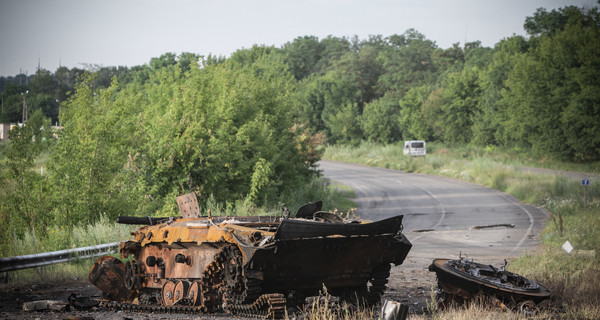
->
[[318, 160, 549, 311], [319, 160, 548, 261]]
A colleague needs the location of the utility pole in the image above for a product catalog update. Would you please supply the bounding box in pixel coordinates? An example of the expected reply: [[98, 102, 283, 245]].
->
[[21, 90, 29, 123], [56, 99, 61, 126]]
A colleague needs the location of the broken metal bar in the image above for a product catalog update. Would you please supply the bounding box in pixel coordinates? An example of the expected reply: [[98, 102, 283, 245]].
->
[[471, 224, 515, 230]]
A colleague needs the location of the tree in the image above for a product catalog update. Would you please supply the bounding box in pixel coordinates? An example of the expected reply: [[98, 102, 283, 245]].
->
[[378, 29, 439, 96], [283, 36, 323, 80], [150, 52, 177, 70], [360, 95, 401, 143], [325, 101, 362, 145], [398, 85, 435, 141], [49, 74, 135, 225], [314, 36, 351, 74], [0, 123, 49, 242], [499, 5, 600, 160], [471, 36, 528, 146], [523, 6, 597, 37], [0, 82, 25, 122], [331, 45, 383, 112], [438, 67, 482, 143]]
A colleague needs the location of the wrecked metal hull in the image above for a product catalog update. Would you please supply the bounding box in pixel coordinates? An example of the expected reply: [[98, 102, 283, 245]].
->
[[249, 216, 411, 295], [89, 196, 412, 317], [429, 258, 551, 305]]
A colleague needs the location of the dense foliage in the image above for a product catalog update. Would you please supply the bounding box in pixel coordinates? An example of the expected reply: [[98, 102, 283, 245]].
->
[[0, 4, 598, 253]]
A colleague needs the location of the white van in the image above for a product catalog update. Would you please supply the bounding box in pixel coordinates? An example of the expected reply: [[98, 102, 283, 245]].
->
[[403, 140, 426, 157]]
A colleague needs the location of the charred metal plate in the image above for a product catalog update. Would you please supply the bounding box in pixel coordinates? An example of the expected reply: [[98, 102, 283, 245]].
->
[[295, 200, 322, 218], [177, 192, 200, 218], [274, 215, 404, 240], [89, 255, 132, 302]]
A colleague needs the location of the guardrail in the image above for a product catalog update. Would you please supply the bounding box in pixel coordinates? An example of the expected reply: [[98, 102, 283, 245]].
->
[[0, 242, 120, 272]]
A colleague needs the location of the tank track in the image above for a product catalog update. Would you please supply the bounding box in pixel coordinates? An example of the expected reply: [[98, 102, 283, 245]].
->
[[98, 244, 285, 318], [366, 264, 391, 305], [98, 292, 286, 319]]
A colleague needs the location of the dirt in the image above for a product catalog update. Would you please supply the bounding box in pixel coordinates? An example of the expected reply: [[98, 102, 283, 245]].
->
[[386, 257, 437, 314], [0, 256, 435, 320]]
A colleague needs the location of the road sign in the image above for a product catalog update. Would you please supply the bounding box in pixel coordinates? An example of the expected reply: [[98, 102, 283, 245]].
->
[[582, 179, 590, 209]]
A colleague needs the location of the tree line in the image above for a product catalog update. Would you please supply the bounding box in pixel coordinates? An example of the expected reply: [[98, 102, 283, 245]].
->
[[0, 4, 598, 252]]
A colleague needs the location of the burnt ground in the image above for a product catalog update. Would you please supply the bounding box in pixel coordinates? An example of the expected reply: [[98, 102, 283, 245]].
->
[[0, 256, 434, 320]]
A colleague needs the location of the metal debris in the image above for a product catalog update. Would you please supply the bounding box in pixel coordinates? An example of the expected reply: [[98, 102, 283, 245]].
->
[[429, 257, 551, 314], [381, 300, 409, 320], [471, 224, 515, 230], [22, 300, 68, 312], [412, 229, 435, 233]]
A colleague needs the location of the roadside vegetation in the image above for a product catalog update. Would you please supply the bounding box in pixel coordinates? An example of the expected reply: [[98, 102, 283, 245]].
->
[[325, 141, 600, 318]]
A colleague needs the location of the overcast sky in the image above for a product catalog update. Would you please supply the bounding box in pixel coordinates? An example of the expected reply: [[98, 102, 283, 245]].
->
[[0, 0, 596, 76]]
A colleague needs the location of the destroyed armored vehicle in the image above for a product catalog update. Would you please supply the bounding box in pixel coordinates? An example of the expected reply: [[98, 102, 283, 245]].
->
[[89, 193, 412, 317], [429, 257, 551, 314]]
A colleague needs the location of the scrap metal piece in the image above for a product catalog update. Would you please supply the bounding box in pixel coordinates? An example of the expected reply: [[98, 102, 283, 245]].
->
[[471, 224, 515, 230], [429, 257, 551, 311], [22, 300, 68, 312], [88, 255, 132, 302], [381, 300, 409, 320], [176, 192, 200, 218]]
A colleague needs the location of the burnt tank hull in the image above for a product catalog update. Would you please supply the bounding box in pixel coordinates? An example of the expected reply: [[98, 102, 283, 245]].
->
[[248, 216, 411, 294], [90, 196, 411, 314]]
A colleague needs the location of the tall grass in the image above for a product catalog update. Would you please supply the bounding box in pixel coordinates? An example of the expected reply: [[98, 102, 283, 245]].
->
[[1, 215, 135, 287], [298, 287, 375, 320], [414, 300, 552, 320], [2, 214, 134, 258]]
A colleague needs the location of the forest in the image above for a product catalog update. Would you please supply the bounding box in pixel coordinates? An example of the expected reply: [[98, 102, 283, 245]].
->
[[0, 5, 599, 253]]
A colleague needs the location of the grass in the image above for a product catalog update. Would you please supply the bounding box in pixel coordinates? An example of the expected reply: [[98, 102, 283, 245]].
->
[[1, 214, 134, 288], [297, 287, 375, 320], [324, 141, 600, 319], [325, 141, 600, 175]]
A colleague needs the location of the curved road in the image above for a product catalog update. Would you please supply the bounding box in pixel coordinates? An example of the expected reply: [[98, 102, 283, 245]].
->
[[319, 160, 548, 263]]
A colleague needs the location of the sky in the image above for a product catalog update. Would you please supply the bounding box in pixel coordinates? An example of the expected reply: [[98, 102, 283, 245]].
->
[[0, 0, 596, 77]]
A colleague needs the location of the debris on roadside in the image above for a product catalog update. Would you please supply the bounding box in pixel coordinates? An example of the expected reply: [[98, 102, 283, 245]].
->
[[412, 229, 435, 233], [428, 256, 551, 315], [381, 300, 409, 320], [470, 224, 515, 230], [21, 293, 100, 313], [22, 300, 68, 312]]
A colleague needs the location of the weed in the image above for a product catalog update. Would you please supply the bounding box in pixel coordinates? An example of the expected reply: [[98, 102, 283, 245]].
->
[[299, 286, 374, 320]]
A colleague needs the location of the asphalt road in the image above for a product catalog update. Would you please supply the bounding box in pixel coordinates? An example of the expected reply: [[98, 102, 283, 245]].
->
[[318, 160, 548, 263]]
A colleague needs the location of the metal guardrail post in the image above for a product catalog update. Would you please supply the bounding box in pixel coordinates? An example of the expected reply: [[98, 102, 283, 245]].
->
[[0, 242, 120, 273]]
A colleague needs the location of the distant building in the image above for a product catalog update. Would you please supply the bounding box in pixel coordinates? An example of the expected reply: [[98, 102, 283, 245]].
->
[[0, 123, 11, 141], [0, 123, 25, 141]]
